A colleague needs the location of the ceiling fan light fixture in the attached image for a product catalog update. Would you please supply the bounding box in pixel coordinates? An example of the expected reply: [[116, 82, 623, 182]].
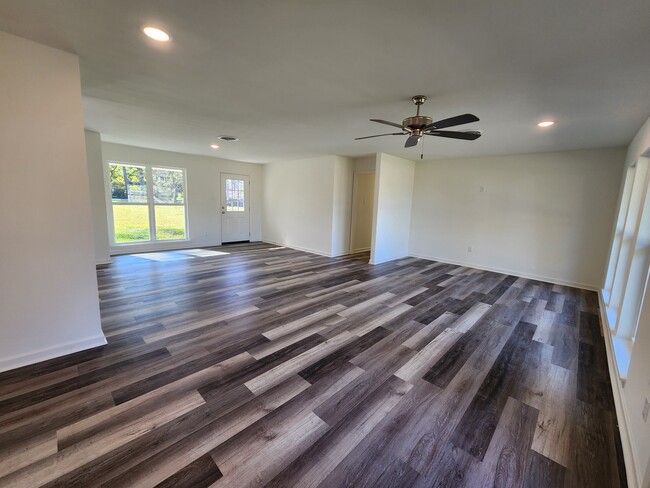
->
[[537, 120, 555, 127], [142, 26, 171, 42]]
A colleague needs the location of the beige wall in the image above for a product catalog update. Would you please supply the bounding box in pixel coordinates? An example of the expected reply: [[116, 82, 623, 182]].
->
[[0, 32, 105, 371], [331, 157, 354, 256], [353, 155, 376, 173], [99, 142, 263, 254], [409, 147, 626, 289]]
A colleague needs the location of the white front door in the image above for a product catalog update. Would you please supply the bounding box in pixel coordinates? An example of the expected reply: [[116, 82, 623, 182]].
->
[[220, 173, 250, 243]]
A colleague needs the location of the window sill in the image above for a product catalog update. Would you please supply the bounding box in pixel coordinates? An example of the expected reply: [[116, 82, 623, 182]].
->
[[112, 238, 190, 246], [602, 288, 611, 303], [606, 306, 618, 332], [611, 335, 633, 383], [603, 303, 632, 383]]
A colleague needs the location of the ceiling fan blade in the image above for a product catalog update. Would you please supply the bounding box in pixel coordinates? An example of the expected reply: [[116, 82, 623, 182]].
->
[[355, 132, 404, 140], [425, 130, 482, 141], [405, 135, 420, 148], [370, 119, 404, 129], [425, 113, 479, 130]]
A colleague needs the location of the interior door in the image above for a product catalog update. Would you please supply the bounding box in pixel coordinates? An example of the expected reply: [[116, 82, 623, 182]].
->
[[350, 172, 375, 252], [220, 173, 250, 243]]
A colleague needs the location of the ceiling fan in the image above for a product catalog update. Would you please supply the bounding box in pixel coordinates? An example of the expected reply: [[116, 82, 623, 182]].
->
[[355, 95, 482, 149]]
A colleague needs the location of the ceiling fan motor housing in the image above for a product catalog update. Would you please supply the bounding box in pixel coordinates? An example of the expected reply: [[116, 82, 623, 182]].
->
[[403, 116, 433, 130]]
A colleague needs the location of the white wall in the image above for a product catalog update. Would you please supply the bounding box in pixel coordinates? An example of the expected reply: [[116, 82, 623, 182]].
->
[[617, 115, 650, 488], [0, 32, 105, 372], [99, 142, 263, 254], [85, 130, 111, 264], [331, 157, 354, 256], [262, 155, 354, 257], [409, 147, 625, 289], [624, 281, 650, 488], [371, 153, 415, 264], [262, 156, 335, 255]]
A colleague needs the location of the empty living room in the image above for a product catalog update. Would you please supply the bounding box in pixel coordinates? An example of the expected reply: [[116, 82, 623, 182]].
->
[[1, 1, 650, 487]]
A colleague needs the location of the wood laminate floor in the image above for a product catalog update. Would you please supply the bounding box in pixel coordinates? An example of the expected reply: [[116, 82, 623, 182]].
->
[[0, 243, 627, 487]]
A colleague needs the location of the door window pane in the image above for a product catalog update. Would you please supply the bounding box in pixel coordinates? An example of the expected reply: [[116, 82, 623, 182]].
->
[[226, 178, 245, 211]]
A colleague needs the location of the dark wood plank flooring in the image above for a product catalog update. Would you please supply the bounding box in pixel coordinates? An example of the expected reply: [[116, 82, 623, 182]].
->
[[0, 243, 627, 487]]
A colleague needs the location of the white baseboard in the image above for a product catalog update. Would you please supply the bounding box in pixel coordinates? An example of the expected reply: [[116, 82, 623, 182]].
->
[[370, 253, 409, 265], [110, 240, 221, 256], [351, 246, 371, 253], [408, 252, 599, 290], [0, 335, 108, 373], [262, 239, 333, 258], [598, 291, 639, 488]]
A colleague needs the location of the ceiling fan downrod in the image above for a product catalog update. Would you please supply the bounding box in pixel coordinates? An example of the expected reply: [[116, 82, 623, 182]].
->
[[412, 95, 427, 116]]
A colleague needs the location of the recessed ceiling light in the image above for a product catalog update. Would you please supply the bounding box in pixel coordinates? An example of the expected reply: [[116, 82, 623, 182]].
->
[[210, 144, 220, 149], [537, 121, 555, 127], [142, 26, 171, 42], [217, 135, 239, 142]]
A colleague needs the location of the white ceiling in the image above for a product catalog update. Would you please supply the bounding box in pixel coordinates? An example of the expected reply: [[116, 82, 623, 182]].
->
[[1, 0, 649, 163]]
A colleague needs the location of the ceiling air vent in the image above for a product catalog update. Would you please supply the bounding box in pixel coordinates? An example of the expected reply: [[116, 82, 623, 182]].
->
[[217, 135, 239, 142]]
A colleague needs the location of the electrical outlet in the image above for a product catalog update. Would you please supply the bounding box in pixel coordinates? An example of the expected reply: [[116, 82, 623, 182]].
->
[[467, 246, 472, 253], [643, 397, 649, 422]]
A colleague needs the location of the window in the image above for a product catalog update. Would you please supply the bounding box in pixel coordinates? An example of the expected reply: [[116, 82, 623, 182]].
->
[[153, 167, 186, 240], [110, 163, 150, 242], [604, 157, 650, 379], [109, 162, 187, 244], [225, 178, 245, 211]]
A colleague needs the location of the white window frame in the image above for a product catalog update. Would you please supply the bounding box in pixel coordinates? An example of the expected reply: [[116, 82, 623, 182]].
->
[[604, 155, 650, 380], [106, 161, 190, 246]]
